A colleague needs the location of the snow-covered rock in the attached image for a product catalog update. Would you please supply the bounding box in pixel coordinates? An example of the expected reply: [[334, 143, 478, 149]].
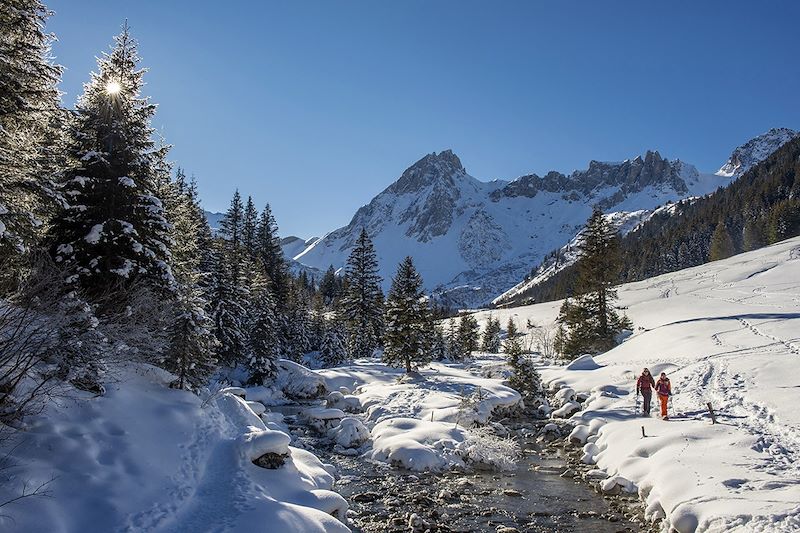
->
[[325, 390, 362, 413], [275, 359, 327, 399], [304, 407, 345, 433], [329, 417, 370, 448], [716, 127, 798, 178]]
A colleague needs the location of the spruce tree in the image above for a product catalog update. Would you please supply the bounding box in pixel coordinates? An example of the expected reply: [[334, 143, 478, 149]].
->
[[49, 25, 173, 295], [383, 256, 430, 373], [209, 239, 248, 367], [319, 317, 348, 367], [256, 203, 288, 304], [163, 284, 217, 390], [502, 318, 522, 354], [341, 228, 384, 358], [247, 286, 279, 384], [742, 219, 766, 252], [709, 220, 735, 261], [242, 195, 258, 258], [430, 324, 449, 361], [557, 209, 631, 355], [319, 265, 339, 306], [454, 314, 479, 360], [502, 319, 541, 401], [0, 0, 64, 262], [480, 316, 502, 353]]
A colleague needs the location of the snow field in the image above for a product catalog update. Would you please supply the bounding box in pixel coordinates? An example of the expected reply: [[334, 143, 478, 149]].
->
[[472, 236, 800, 532], [0, 363, 349, 532], [319, 359, 522, 472]]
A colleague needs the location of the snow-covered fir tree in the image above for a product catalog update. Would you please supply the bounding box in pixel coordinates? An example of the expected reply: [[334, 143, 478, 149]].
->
[[480, 315, 502, 353], [318, 265, 340, 307], [430, 323, 449, 361], [242, 195, 258, 259], [502, 317, 541, 402], [318, 316, 348, 367], [453, 314, 479, 360], [282, 279, 312, 361], [246, 285, 279, 384], [557, 208, 631, 356], [0, 0, 64, 264], [49, 25, 173, 295], [209, 239, 248, 367], [163, 284, 217, 390], [341, 228, 384, 358], [502, 317, 522, 354], [256, 203, 288, 305], [383, 256, 430, 373]]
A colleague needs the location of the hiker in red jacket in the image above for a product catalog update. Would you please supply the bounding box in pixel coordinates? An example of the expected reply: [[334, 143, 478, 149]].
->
[[636, 368, 655, 415], [655, 372, 672, 419]]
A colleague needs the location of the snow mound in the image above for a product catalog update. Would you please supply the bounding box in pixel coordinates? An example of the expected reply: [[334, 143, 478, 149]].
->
[[565, 354, 601, 370], [275, 359, 327, 399], [329, 417, 370, 448], [238, 427, 292, 460]]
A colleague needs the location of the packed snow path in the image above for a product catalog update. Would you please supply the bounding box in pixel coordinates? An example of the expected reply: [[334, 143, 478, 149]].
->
[[473, 236, 800, 532]]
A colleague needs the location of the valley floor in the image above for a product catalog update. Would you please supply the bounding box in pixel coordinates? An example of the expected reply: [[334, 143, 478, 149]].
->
[[474, 236, 800, 532]]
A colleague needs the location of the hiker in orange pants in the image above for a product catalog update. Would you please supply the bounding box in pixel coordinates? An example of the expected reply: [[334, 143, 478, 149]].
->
[[655, 372, 672, 419]]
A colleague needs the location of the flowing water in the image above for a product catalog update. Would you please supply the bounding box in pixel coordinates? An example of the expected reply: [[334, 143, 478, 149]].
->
[[274, 405, 642, 532]]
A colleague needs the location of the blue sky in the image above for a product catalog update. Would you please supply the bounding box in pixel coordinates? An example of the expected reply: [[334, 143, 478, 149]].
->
[[47, 1, 800, 238]]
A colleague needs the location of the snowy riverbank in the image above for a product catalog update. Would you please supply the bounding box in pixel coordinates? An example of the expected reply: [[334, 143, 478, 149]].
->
[[474, 236, 800, 532], [0, 364, 349, 532]]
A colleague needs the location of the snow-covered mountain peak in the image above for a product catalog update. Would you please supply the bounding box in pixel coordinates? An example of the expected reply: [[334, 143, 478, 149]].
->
[[716, 127, 798, 178], [387, 149, 469, 195]]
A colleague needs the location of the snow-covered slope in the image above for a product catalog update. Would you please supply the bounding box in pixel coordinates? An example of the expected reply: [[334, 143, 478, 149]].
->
[[472, 236, 800, 532], [282, 236, 319, 261], [295, 149, 732, 308], [0, 365, 349, 532], [493, 209, 657, 306], [716, 127, 798, 178]]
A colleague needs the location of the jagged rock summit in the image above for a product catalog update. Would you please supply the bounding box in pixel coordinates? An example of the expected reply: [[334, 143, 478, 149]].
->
[[293, 143, 738, 308]]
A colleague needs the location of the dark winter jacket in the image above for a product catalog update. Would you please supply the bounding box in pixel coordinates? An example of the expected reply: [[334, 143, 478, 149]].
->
[[636, 373, 655, 393], [655, 378, 672, 397]]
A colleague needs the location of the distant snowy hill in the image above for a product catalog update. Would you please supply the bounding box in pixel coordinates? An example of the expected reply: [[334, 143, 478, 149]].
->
[[715, 127, 798, 178], [293, 148, 732, 308]]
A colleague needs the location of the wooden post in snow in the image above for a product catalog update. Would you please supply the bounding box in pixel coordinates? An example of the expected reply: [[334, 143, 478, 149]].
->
[[707, 402, 717, 424], [641, 426, 646, 438]]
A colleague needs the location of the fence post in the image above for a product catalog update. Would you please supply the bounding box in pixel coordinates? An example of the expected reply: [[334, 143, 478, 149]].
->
[[707, 402, 717, 424]]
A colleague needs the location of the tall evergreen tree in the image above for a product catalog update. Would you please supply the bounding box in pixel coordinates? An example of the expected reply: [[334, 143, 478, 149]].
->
[[0, 0, 64, 263], [319, 317, 348, 367], [557, 209, 630, 355], [163, 284, 217, 390], [49, 25, 173, 295], [480, 316, 502, 353], [318, 265, 339, 306], [430, 323, 449, 361], [256, 203, 287, 304], [742, 218, 766, 252], [341, 228, 384, 358], [209, 239, 248, 367], [453, 314, 479, 360], [383, 256, 430, 373], [709, 220, 735, 261], [502, 318, 522, 354], [242, 195, 258, 258], [247, 286, 279, 384]]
